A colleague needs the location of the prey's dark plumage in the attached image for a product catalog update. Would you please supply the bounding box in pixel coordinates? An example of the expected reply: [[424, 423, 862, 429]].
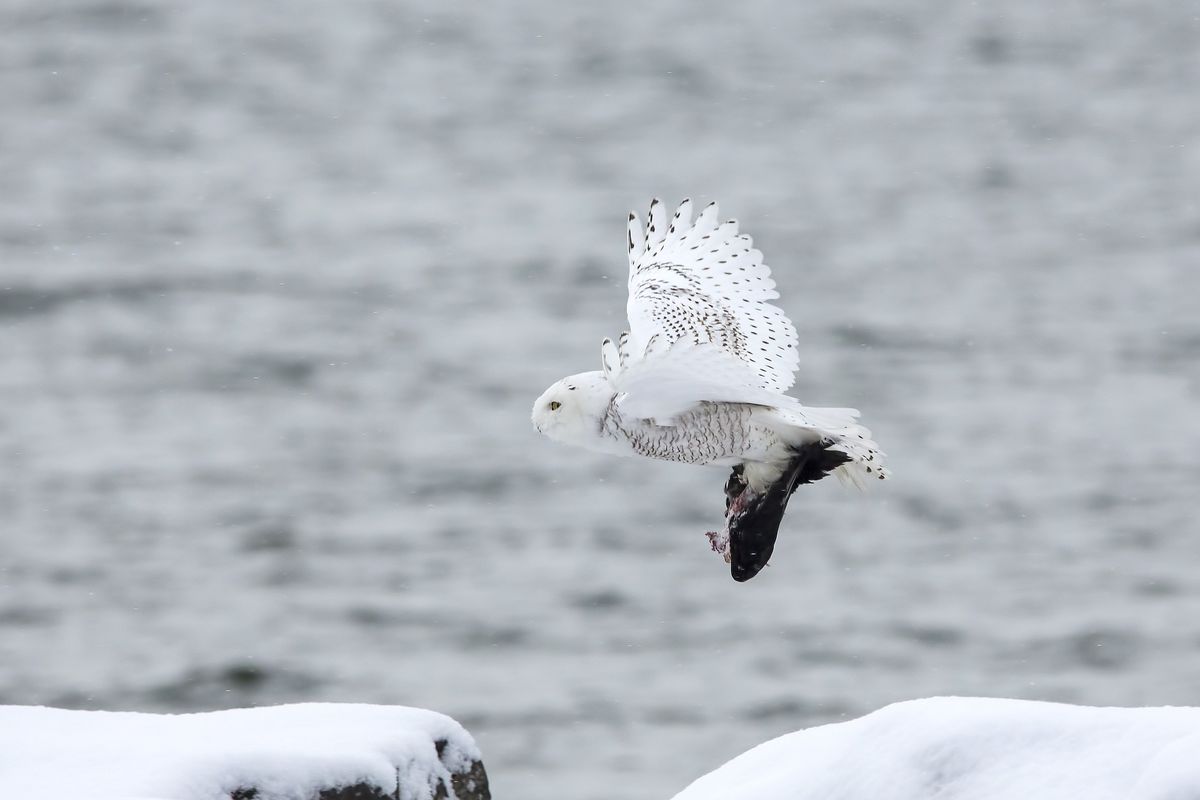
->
[[725, 442, 853, 582]]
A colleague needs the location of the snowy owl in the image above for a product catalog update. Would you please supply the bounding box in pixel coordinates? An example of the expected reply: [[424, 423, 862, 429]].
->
[[532, 198, 888, 581]]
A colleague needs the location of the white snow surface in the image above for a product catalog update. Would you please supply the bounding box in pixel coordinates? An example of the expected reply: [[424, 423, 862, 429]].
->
[[672, 697, 1200, 800], [0, 702, 481, 800]]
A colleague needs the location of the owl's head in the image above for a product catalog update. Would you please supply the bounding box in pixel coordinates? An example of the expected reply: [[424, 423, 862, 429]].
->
[[531, 371, 613, 448]]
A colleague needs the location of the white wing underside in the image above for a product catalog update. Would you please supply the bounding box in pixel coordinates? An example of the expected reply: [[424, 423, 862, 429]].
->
[[603, 337, 847, 429]]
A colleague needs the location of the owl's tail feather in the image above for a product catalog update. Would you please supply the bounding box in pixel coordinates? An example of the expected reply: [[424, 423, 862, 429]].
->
[[764, 404, 890, 490]]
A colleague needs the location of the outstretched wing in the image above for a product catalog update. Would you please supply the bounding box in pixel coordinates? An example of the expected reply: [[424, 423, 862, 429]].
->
[[600, 336, 858, 433], [624, 198, 800, 394], [601, 336, 780, 421]]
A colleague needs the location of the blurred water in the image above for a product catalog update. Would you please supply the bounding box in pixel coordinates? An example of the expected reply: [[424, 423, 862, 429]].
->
[[2, 1, 1199, 798]]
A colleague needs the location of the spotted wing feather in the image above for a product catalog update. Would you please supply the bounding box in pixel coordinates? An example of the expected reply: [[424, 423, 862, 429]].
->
[[624, 198, 800, 393]]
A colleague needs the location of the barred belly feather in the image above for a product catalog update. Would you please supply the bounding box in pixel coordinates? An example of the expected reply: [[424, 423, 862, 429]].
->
[[600, 398, 782, 466]]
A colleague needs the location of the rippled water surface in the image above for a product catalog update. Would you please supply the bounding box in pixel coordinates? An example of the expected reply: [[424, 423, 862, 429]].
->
[[2, 2, 1199, 798]]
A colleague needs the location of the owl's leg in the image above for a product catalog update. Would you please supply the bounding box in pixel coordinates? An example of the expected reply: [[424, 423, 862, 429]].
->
[[706, 465, 749, 559], [705, 465, 744, 561], [724, 464, 747, 511]]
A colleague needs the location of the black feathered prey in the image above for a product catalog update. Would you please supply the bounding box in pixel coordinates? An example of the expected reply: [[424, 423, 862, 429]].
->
[[718, 442, 853, 582]]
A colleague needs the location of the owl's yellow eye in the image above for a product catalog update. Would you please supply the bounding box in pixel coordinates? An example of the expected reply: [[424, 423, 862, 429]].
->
[[549, 401, 562, 411]]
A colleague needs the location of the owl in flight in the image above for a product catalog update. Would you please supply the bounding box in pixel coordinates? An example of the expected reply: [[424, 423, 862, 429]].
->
[[532, 199, 888, 581]]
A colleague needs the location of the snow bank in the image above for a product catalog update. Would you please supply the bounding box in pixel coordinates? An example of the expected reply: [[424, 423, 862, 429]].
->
[[672, 697, 1200, 800], [0, 703, 487, 800]]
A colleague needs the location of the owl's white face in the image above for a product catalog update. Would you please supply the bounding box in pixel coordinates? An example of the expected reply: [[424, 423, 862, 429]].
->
[[531, 371, 612, 450]]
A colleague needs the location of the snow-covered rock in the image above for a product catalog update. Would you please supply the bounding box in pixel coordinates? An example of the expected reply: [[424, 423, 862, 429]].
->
[[672, 697, 1200, 800], [0, 703, 489, 800]]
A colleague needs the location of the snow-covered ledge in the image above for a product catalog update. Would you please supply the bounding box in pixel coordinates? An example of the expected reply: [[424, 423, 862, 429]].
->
[[672, 697, 1200, 800], [0, 703, 489, 800]]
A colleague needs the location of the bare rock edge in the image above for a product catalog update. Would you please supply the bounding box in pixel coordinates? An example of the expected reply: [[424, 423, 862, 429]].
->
[[230, 739, 490, 800]]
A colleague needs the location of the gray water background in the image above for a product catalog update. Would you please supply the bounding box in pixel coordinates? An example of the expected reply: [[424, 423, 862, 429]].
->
[[2, 1, 1199, 797]]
